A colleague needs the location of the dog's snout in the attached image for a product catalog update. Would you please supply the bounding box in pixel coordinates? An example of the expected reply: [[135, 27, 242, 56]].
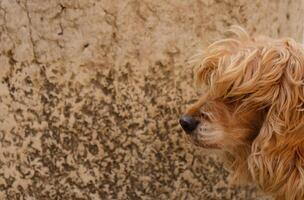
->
[[179, 115, 199, 134]]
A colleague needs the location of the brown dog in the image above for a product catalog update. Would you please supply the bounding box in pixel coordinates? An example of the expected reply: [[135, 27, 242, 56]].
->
[[180, 26, 304, 200]]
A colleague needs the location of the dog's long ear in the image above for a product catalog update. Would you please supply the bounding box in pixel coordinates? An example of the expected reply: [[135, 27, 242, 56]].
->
[[248, 39, 304, 200]]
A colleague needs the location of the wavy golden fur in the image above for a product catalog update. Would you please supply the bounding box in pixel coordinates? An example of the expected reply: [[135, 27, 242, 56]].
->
[[183, 26, 304, 200]]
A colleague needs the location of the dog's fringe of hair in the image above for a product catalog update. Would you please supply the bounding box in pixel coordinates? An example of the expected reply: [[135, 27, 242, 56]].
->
[[194, 26, 304, 200]]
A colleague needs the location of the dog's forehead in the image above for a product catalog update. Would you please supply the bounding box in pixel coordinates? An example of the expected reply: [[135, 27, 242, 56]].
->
[[185, 93, 210, 115]]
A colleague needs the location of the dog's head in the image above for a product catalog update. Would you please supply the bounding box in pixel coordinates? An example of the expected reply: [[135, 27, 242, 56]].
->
[[180, 26, 304, 198]]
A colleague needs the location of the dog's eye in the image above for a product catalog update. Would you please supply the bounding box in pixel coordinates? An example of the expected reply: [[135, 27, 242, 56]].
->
[[200, 112, 209, 120], [226, 97, 235, 102]]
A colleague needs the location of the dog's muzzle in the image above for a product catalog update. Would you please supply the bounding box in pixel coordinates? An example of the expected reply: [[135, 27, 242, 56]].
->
[[179, 115, 199, 134]]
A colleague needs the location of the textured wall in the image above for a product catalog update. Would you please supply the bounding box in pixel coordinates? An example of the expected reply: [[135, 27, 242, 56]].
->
[[0, 0, 303, 199]]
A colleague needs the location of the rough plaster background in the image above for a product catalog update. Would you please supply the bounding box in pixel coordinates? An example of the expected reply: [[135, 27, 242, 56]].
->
[[0, 0, 303, 199]]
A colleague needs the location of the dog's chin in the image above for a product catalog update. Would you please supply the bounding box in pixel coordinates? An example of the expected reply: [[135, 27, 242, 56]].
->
[[189, 135, 221, 149]]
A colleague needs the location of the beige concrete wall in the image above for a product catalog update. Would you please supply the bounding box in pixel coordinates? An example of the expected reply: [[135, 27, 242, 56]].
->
[[0, 0, 303, 199]]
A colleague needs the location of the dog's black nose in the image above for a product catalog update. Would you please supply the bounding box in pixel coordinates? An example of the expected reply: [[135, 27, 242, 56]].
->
[[179, 115, 199, 134]]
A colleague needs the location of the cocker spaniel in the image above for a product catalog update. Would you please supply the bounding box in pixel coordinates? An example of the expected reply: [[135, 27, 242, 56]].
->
[[180, 26, 304, 200]]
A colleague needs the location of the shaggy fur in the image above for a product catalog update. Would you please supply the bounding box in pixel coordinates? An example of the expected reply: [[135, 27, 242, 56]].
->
[[182, 26, 304, 200]]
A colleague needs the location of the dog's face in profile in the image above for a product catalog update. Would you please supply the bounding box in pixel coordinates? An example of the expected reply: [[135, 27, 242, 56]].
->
[[180, 27, 304, 200], [180, 98, 265, 149]]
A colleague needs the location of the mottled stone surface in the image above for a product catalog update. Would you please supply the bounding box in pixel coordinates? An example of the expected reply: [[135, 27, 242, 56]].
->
[[0, 0, 303, 199]]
